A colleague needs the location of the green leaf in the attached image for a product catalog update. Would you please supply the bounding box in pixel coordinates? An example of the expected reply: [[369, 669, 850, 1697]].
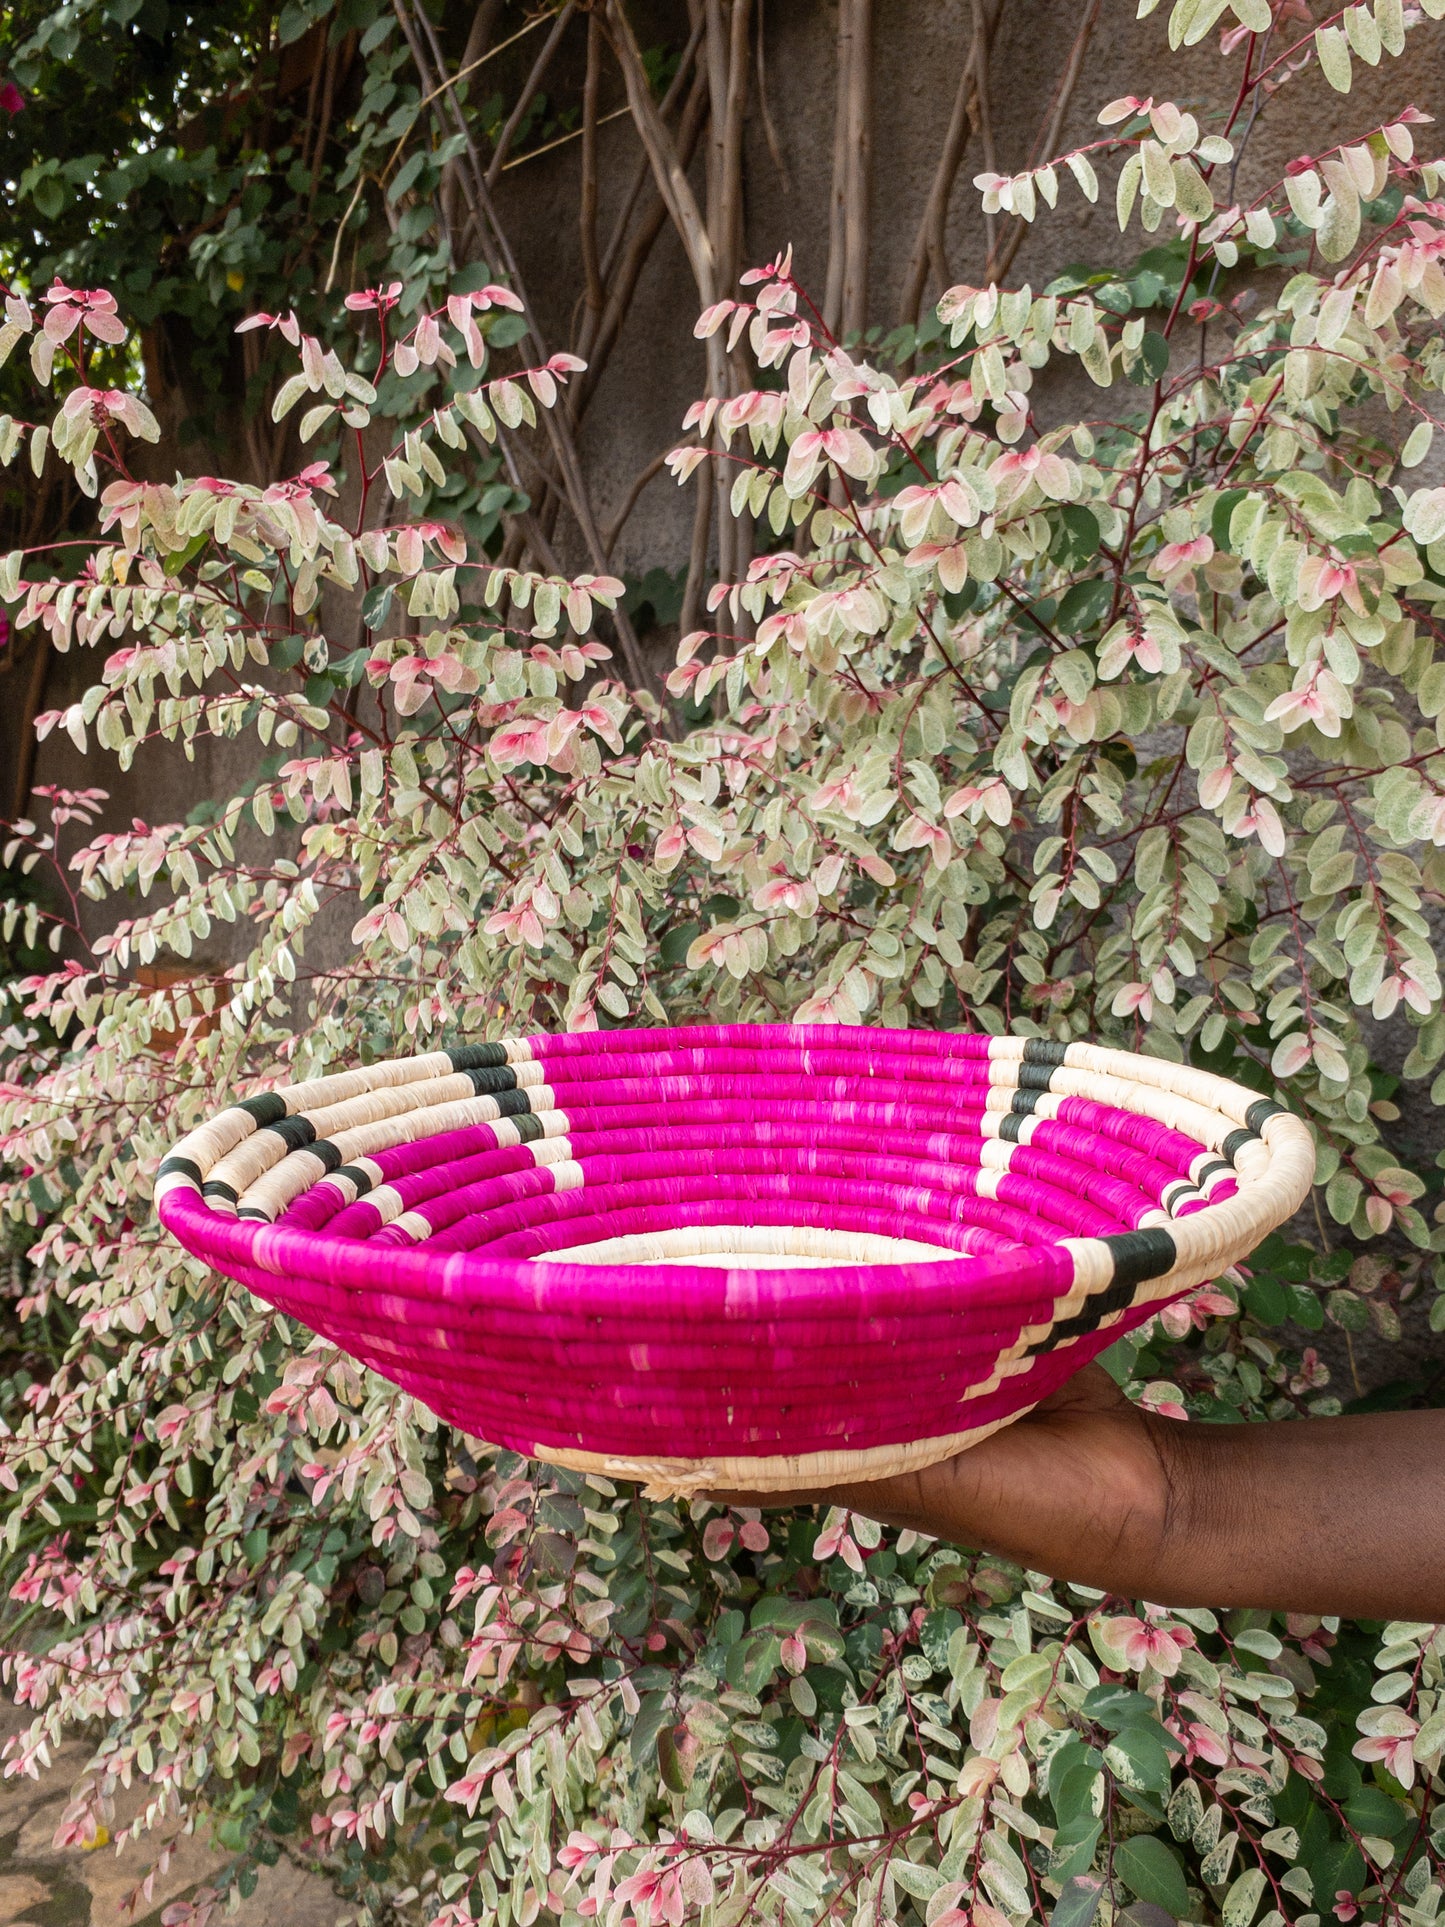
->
[[161, 533, 208, 577], [361, 583, 394, 630], [1211, 489, 1248, 551], [1049, 1874, 1105, 1927], [1401, 420, 1434, 469], [1057, 578, 1113, 631], [920, 1606, 962, 1668], [1116, 1835, 1190, 1918], [659, 922, 700, 968], [1050, 1753, 1103, 1829], [271, 633, 307, 672], [1081, 1684, 1154, 1730], [1104, 1719, 1182, 1795]]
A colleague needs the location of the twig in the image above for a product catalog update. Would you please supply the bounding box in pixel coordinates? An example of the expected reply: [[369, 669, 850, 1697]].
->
[[416, 4, 542, 115], [679, 446, 715, 643], [704, 0, 752, 591], [841, 0, 872, 343], [719, 0, 751, 291], [597, 14, 706, 287], [603, 448, 674, 556], [823, 0, 872, 341], [970, 0, 999, 271], [754, 0, 791, 194], [897, 0, 1003, 330], [10, 634, 51, 818], [580, 12, 605, 320], [307, 36, 345, 215], [603, 0, 720, 319], [986, 0, 1101, 284], [390, 10, 592, 606], [506, 104, 629, 172], [485, 1, 578, 190], [572, 64, 711, 419]]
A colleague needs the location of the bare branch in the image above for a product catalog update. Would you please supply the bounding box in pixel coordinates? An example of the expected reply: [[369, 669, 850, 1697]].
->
[[986, 0, 1101, 284], [970, 0, 999, 273], [603, 0, 719, 318], [824, 0, 872, 342], [603, 447, 674, 557], [754, 0, 791, 195], [572, 62, 711, 419], [598, 13, 706, 287], [393, 0, 653, 693], [679, 446, 714, 644], [580, 12, 605, 320], [485, 1, 578, 191], [897, 0, 1003, 331]]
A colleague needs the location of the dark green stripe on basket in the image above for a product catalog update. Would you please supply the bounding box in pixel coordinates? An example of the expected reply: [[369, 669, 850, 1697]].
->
[[1022, 1039, 1069, 1067], [1017, 1064, 1058, 1091], [463, 1066, 520, 1097], [515, 1112, 545, 1144], [448, 1042, 510, 1072], [336, 1164, 373, 1196], [1103, 1225, 1178, 1290], [1043, 1274, 1136, 1348], [1221, 1127, 1257, 1166], [203, 1180, 238, 1204], [1246, 1098, 1286, 1133], [265, 1115, 317, 1153], [495, 1089, 533, 1118], [158, 1154, 202, 1186], [311, 1140, 343, 1173], [238, 1092, 287, 1127]]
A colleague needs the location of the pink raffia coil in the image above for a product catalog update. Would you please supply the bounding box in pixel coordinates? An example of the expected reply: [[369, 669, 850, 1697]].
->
[[156, 1024, 1314, 1495]]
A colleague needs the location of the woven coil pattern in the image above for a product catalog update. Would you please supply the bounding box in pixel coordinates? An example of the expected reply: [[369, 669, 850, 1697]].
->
[[156, 1024, 1315, 1495]]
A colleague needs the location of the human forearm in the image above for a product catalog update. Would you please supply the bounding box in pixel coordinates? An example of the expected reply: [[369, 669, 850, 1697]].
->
[[1142, 1407, 1445, 1618], [825, 1404, 1445, 1618]]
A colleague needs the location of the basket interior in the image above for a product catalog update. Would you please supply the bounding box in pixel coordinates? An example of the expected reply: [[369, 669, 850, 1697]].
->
[[165, 1026, 1278, 1275]]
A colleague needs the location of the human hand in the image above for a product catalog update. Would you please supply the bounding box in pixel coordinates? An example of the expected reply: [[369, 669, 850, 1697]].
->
[[711, 1363, 1445, 1617], [712, 1362, 1175, 1588]]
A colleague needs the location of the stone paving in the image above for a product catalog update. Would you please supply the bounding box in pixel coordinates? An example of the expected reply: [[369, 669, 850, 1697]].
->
[[0, 1707, 352, 1927]]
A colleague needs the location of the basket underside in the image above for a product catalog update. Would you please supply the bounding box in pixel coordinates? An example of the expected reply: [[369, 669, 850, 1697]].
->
[[156, 1024, 1316, 1494]]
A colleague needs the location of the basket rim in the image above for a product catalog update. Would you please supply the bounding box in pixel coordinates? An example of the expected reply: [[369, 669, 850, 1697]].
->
[[156, 1021, 1315, 1317]]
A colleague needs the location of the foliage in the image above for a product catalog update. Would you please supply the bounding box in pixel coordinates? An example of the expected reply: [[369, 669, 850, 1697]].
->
[[2, 4, 1445, 1926]]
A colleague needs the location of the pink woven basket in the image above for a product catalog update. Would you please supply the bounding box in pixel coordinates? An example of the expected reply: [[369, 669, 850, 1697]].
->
[[156, 1024, 1314, 1494]]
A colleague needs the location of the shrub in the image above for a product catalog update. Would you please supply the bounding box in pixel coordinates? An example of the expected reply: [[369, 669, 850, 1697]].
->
[[3, 5, 1445, 1924]]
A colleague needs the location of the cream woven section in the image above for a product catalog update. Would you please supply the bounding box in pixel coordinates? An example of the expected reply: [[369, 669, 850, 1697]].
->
[[538, 1225, 958, 1268]]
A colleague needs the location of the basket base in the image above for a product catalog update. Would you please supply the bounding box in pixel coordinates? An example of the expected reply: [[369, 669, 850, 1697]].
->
[[533, 1406, 1021, 1500]]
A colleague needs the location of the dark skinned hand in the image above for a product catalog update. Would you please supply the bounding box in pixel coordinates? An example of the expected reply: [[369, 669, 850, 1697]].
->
[[712, 1363, 1445, 1619]]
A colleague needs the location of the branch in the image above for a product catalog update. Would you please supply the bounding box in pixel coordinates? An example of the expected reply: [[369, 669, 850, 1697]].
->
[[603, 0, 720, 319], [603, 447, 674, 556], [485, 0, 578, 191], [392, 1, 653, 695], [571, 62, 711, 421], [824, 0, 872, 341], [986, 0, 1101, 284], [896, 0, 1003, 331], [754, 0, 791, 195], [580, 12, 605, 320], [598, 13, 706, 288]]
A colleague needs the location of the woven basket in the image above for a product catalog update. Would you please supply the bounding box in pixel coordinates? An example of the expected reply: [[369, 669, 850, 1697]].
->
[[156, 1024, 1315, 1496]]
